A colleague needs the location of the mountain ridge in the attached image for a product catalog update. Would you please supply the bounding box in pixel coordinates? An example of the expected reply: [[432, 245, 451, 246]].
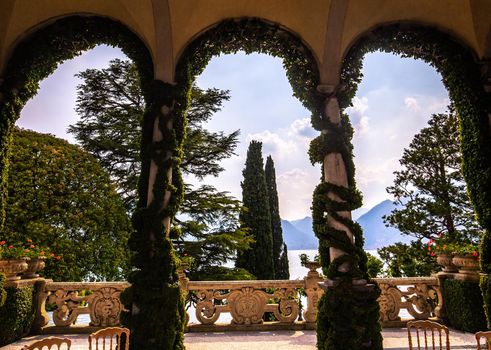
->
[[281, 199, 411, 250]]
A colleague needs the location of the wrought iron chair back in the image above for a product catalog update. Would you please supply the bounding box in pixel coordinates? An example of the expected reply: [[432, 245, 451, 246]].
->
[[21, 337, 71, 350], [476, 330, 491, 350], [89, 327, 130, 350], [407, 320, 450, 350]]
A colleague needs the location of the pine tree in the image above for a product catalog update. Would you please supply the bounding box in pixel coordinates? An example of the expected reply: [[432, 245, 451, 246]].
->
[[236, 141, 274, 279], [68, 59, 252, 278], [265, 155, 289, 279], [384, 109, 481, 243]]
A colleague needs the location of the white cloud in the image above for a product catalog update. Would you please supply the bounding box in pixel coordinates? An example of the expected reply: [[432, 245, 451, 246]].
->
[[357, 116, 370, 135], [347, 96, 369, 116], [288, 117, 316, 138], [276, 168, 319, 220], [246, 130, 297, 160], [404, 97, 421, 112], [346, 96, 370, 137]]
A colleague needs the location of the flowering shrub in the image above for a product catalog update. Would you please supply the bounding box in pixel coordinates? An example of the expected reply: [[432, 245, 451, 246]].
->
[[0, 240, 60, 260], [0, 242, 26, 260], [20, 239, 53, 259], [426, 237, 478, 258]]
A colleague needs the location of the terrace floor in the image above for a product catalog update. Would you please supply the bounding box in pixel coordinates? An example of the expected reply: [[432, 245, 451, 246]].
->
[[0, 328, 478, 350]]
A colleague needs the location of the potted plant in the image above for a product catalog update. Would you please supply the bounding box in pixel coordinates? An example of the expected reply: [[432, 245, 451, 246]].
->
[[449, 243, 480, 275], [427, 237, 458, 273], [21, 239, 52, 279], [0, 241, 29, 281]]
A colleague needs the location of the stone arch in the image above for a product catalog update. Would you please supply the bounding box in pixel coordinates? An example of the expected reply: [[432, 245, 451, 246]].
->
[[173, 17, 383, 349], [339, 22, 491, 326], [175, 17, 322, 113], [0, 14, 190, 350]]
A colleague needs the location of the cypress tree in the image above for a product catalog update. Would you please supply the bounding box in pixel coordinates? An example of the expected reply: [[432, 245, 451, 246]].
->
[[265, 155, 290, 279], [236, 141, 274, 279]]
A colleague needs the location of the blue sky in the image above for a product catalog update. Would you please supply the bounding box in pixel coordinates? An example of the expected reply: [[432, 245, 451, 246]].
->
[[16, 46, 449, 220]]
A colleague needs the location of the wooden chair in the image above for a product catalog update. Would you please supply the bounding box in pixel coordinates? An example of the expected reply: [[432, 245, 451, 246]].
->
[[21, 337, 71, 350], [89, 327, 130, 350], [407, 320, 450, 350], [476, 331, 491, 350]]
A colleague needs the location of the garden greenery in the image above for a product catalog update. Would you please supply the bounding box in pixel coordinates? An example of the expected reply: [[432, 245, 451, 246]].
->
[[340, 23, 491, 329], [0, 14, 489, 350], [0, 16, 186, 350]]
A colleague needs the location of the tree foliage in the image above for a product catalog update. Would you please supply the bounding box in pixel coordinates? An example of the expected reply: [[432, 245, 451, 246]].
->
[[378, 242, 437, 277], [68, 59, 250, 277], [4, 128, 131, 281], [69, 59, 239, 211], [265, 155, 289, 279], [236, 141, 274, 280], [384, 110, 481, 244]]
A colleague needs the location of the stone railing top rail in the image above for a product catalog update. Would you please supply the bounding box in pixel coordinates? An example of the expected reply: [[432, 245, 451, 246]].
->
[[44, 281, 130, 291], [373, 277, 438, 285], [186, 279, 306, 290]]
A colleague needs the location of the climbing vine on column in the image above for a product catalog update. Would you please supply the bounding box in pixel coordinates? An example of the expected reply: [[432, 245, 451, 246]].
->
[[309, 107, 382, 349], [341, 23, 491, 329], [0, 15, 187, 349]]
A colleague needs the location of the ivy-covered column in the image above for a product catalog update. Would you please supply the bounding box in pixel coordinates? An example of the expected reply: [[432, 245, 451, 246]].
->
[[120, 81, 187, 350], [311, 87, 382, 350]]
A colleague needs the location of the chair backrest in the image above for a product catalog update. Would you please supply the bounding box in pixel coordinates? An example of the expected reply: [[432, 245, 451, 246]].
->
[[407, 320, 450, 350], [21, 337, 71, 350], [89, 327, 130, 350], [476, 331, 491, 350]]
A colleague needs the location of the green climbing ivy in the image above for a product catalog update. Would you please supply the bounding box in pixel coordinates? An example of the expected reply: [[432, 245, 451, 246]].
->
[[0, 15, 186, 350], [309, 110, 382, 349], [340, 23, 491, 330]]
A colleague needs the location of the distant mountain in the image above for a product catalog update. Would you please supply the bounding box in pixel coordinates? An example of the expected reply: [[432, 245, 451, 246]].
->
[[281, 218, 317, 250], [356, 199, 411, 249], [281, 199, 411, 250]]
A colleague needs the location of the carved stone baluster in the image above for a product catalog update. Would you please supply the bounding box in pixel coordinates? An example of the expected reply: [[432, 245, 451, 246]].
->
[[377, 283, 402, 324], [228, 287, 268, 325], [31, 279, 50, 333], [49, 289, 88, 327], [303, 261, 323, 323], [195, 289, 222, 325], [87, 287, 123, 326], [272, 288, 299, 323]]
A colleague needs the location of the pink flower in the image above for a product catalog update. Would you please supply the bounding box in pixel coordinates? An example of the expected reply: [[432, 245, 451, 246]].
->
[[430, 252, 435, 257], [0, 241, 5, 245]]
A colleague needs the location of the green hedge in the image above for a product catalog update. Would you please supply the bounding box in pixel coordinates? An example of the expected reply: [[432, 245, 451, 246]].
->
[[0, 285, 36, 346], [0, 273, 6, 307], [444, 279, 487, 332]]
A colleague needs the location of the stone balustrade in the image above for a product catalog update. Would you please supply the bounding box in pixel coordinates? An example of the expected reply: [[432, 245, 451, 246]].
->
[[33, 280, 130, 333], [28, 269, 441, 333], [373, 276, 439, 327]]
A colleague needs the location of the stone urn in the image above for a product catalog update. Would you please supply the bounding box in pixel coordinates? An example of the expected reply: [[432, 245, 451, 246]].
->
[[452, 254, 480, 275], [0, 258, 29, 281], [22, 257, 47, 279], [303, 261, 321, 278], [436, 253, 458, 273]]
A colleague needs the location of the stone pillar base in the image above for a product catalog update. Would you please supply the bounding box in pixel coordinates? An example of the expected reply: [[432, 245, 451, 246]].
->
[[318, 279, 382, 349]]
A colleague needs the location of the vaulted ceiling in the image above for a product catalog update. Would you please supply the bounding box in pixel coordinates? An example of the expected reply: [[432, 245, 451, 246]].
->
[[1, 0, 490, 83]]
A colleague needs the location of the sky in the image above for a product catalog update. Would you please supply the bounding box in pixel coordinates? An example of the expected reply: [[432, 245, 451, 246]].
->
[[16, 45, 449, 221]]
